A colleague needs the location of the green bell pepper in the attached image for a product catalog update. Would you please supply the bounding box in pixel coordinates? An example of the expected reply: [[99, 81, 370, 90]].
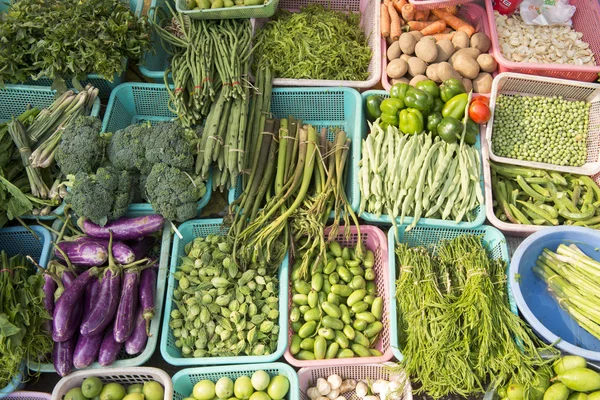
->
[[416, 80, 440, 100], [365, 95, 383, 122], [437, 117, 463, 143], [442, 93, 469, 120], [399, 108, 424, 135], [389, 83, 410, 105], [432, 97, 444, 113], [465, 117, 478, 145], [404, 87, 433, 112], [380, 98, 405, 115], [381, 112, 399, 126], [427, 112, 443, 136], [440, 78, 466, 102]]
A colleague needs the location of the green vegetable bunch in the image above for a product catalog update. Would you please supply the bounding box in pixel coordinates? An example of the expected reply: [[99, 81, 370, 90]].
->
[[0, 0, 151, 87], [169, 234, 280, 358]]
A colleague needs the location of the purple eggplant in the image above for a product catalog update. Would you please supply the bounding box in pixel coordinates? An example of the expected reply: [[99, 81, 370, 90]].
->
[[73, 331, 103, 369], [114, 269, 140, 343], [98, 326, 123, 367], [53, 334, 77, 377], [42, 269, 58, 334], [82, 278, 101, 322], [72, 237, 135, 265], [55, 240, 107, 267], [124, 307, 148, 355], [82, 215, 164, 240], [80, 268, 121, 337], [139, 267, 157, 336], [52, 267, 100, 342], [128, 237, 156, 260]]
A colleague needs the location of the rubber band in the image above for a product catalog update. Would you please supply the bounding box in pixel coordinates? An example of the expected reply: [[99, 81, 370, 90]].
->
[[194, 85, 202, 89], [174, 87, 184, 94], [19, 147, 30, 153], [281, 136, 297, 140], [466, 270, 487, 278], [0, 268, 13, 274], [232, 81, 240, 86], [203, 77, 212, 83], [207, 135, 224, 145], [229, 149, 245, 153]]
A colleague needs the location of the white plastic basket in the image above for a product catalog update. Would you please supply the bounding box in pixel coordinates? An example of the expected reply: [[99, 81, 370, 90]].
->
[[3, 392, 51, 400], [51, 367, 173, 400], [486, 72, 600, 176], [254, 0, 380, 88]]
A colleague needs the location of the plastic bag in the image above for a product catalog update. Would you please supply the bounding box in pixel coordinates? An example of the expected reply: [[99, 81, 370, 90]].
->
[[520, 0, 576, 26]]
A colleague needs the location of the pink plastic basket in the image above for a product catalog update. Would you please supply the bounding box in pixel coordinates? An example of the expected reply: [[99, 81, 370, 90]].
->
[[408, 0, 471, 10], [3, 392, 51, 400], [485, 0, 600, 82], [283, 225, 393, 367], [382, 3, 493, 91]]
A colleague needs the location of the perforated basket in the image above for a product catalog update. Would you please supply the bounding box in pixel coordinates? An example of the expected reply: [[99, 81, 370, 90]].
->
[[486, 73, 600, 176], [177, 0, 278, 20], [0, 367, 26, 399], [51, 367, 174, 400], [139, 0, 172, 83], [297, 364, 412, 400], [228, 87, 362, 214], [0, 225, 52, 269], [3, 392, 50, 400], [160, 218, 289, 366], [284, 225, 393, 367], [102, 82, 212, 215], [27, 214, 171, 373], [387, 224, 515, 361], [485, 0, 600, 82], [252, 0, 380, 88], [407, 0, 472, 10], [359, 90, 486, 229], [382, 3, 493, 90]]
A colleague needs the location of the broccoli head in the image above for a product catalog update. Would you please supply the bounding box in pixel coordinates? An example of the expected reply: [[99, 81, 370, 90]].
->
[[67, 166, 133, 226], [107, 122, 152, 173], [145, 162, 206, 222], [144, 121, 196, 173], [55, 116, 103, 175]]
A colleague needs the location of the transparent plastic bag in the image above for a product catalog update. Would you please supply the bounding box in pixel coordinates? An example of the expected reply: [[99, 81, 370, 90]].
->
[[520, 0, 576, 26]]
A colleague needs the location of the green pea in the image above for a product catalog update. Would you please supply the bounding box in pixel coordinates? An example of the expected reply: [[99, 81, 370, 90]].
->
[[351, 343, 371, 357], [299, 305, 310, 314], [365, 268, 375, 281], [354, 331, 370, 347], [325, 342, 340, 359], [337, 349, 355, 358], [300, 337, 315, 350], [290, 334, 302, 355], [364, 250, 375, 268], [335, 257, 345, 267], [364, 321, 383, 338], [291, 321, 302, 333], [371, 297, 383, 320], [318, 291, 327, 305], [345, 259, 360, 268], [197, 0, 211, 8], [331, 284, 353, 297], [349, 266, 364, 277], [308, 291, 319, 309], [324, 260, 337, 275], [351, 301, 370, 314], [363, 295, 375, 305], [366, 281, 377, 295], [334, 330, 349, 348], [318, 327, 336, 340], [322, 302, 342, 318], [342, 247, 352, 260], [329, 272, 340, 285], [329, 241, 342, 257], [296, 350, 315, 360], [290, 307, 300, 322], [349, 276, 366, 290], [340, 304, 351, 325], [338, 266, 353, 283], [357, 312, 376, 323], [292, 294, 308, 306], [299, 321, 317, 338], [322, 279, 331, 295], [294, 281, 311, 295], [314, 335, 327, 360], [347, 289, 366, 307], [327, 292, 340, 306], [211, 0, 223, 7], [369, 348, 383, 356], [343, 325, 356, 341], [353, 319, 367, 331], [322, 315, 344, 330], [303, 308, 320, 322]]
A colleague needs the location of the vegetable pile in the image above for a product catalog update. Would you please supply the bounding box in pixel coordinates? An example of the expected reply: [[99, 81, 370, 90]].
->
[[169, 233, 280, 358], [184, 0, 269, 10], [490, 162, 600, 227], [186, 371, 290, 400], [289, 241, 383, 361], [65, 376, 164, 400], [491, 94, 590, 167], [306, 373, 406, 400]]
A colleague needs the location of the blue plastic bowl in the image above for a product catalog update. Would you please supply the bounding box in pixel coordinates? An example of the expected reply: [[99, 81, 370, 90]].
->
[[511, 226, 600, 360]]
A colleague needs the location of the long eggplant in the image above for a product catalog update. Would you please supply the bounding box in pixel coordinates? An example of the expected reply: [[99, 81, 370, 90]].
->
[[52, 267, 100, 342], [113, 268, 140, 343], [55, 240, 107, 267], [73, 331, 103, 369], [98, 326, 123, 367], [53, 334, 77, 377], [80, 268, 120, 337], [124, 307, 148, 356], [76, 237, 135, 265], [82, 215, 164, 240], [139, 267, 157, 336], [82, 277, 101, 323], [128, 237, 156, 260]]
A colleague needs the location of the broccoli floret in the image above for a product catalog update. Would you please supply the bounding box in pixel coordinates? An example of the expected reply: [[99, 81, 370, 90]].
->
[[129, 173, 148, 203], [55, 116, 103, 175], [67, 166, 133, 226], [107, 122, 152, 173], [145, 163, 206, 222], [144, 121, 196, 173]]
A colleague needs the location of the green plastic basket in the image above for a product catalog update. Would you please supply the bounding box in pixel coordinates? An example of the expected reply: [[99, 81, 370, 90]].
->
[[387, 224, 516, 361], [139, 0, 171, 83], [172, 363, 298, 400], [161, 218, 289, 366], [359, 90, 486, 229], [176, 0, 279, 20], [0, 225, 52, 269], [228, 87, 363, 214], [102, 82, 212, 215]]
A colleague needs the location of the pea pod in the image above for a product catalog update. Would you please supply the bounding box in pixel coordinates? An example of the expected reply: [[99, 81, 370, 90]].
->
[[353, 319, 367, 331], [354, 331, 370, 348], [335, 330, 349, 348], [322, 302, 342, 318], [340, 304, 351, 325], [292, 294, 308, 306], [365, 321, 383, 338], [299, 321, 317, 338], [308, 291, 319, 308], [303, 308, 321, 322], [371, 297, 383, 320], [324, 260, 337, 275], [338, 266, 353, 283], [351, 343, 371, 357], [314, 335, 327, 360], [327, 293, 340, 306], [323, 316, 344, 330], [290, 307, 300, 322], [329, 242, 342, 257], [296, 350, 315, 360], [300, 337, 315, 350], [351, 301, 370, 314], [332, 284, 353, 297], [347, 289, 367, 306], [326, 342, 340, 359], [318, 327, 336, 340], [343, 325, 356, 340], [290, 334, 301, 355], [311, 273, 323, 292], [337, 349, 354, 358], [294, 281, 311, 295]]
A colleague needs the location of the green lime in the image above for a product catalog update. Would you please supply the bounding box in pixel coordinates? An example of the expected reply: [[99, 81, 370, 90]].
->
[[100, 383, 127, 400], [82, 377, 104, 398], [65, 387, 88, 400], [143, 381, 164, 400], [128, 384, 144, 394]]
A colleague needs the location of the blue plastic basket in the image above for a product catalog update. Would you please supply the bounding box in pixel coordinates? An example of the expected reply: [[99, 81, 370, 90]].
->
[[228, 87, 363, 214], [161, 218, 289, 366], [0, 366, 26, 399], [102, 82, 211, 216], [172, 363, 298, 400], [359, 90, 486, 229], [139, 0, 172, 83], [387, 224, 515, 361], [0, 225, 52, 269]]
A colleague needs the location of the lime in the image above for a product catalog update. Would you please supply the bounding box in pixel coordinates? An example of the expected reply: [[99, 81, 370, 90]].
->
[[122, 394, 145, 400], [128, 384, 144, 394], [234, 376, 254, 400], [82, 377, 104, 398], [143, 381, 164, 400], [249, 392, 271, 400], [216, 377, 234, 399], [251, 371, 270, 392], [193, 380, 216, 400], [100, 383, 127, 400], [65, 387, 88, 400], [267, 376, 289, 400]]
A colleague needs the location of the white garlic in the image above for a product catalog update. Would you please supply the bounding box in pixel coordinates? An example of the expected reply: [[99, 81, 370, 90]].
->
[[327, 375, 343, 390], [327, 390, 340, 400], [317, 378, 332, 396], [308, 387, 321, 400], [355, 382, 369, 399]]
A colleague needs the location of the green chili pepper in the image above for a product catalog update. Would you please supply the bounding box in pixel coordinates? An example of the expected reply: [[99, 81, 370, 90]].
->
[[440, 78, 466, 102], [416, 79, 440, 99], [404, 87, 433, 111], [389, 82, 410, 104], [442, 93, 469, 120], [399, 108, 424, 135], [437, 117, 463, 144], [427, 112, 443, 136], [365, 95, 383, 122]]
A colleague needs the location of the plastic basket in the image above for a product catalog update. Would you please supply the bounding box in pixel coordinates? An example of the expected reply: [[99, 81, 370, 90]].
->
[[27, 214, 172, 373], [382, 3, 492, 91], [172, 363, 298, 400], [253, 0, 380, 89], [297, 364, 413, 400], [359, 90, 486, 229], [2, 392, 51, 400], [51, 367, 174, 400], [486, 73, 600, 176], [284, 224, 393, 367], [177, 0, 278, 20], [485, 0, 600, 82], [0, 367, 26, 400], [0, 225, 52, 268], [160, 218, 289, 366], [387, 224, 515, 361], [102, 82, 212, 215], [139, 0, 171, 83], [228, 87, 363, 214]]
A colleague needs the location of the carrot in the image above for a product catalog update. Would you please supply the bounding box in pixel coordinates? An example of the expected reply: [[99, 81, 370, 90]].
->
[[388, 2, 403, 40], [381, 3, 391, 38], [407, 20, 434, 30], [393, 0, 407, 13], [422, 9, 430, 20], [442, 27, 453, 33], [431, 8, 476, 36], [401, 4, 415, 21], [444, 5, 458, 15], [432, 32, 456, 41], [428, 13, 440, 21], [414, 10, 426, 21], [420, 20, 447, 35]]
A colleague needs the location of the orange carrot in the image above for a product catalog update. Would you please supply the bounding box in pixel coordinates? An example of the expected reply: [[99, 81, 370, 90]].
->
[[442, 27, 453, 33], [432, 32, 456, 41], [422, 9, 430, 20], [388, 2, 403, 40], [444, 5, 458, 14], [420, 20, 446, 35], [381, 3, 391, 38], [393, 0, 407, 13], [401, 3, 415, 21], [414, 10, 426, 21], [428, 13, 440, 21], [431, 8, 476, 36], [407, 20, 434, 30]]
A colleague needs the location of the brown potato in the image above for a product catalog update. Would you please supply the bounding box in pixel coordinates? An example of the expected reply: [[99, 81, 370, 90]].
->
[[386, 36, 395, 46], [400, 54, 412, 62], [434, 39, 455, 63], [387, 41, 402, 61], [391, 77, 411, 85], [477, 54, 498, 73], [410, 75, 429, 86], [449, 48, 481, 65], [426, 64, 441, 83], [415, 38, 438, 63], [408, 31, 424, 41], [470, 32, 492, 53], [473, 72, 493, 94], [453, 54, 480, 79], [387, 58, 409, 79], [462, 78, 473, 94], [436, 62, 462, 81], [399, 33, 417, 55], [407, 57, 427, 77], [452, 31, 469, 51]]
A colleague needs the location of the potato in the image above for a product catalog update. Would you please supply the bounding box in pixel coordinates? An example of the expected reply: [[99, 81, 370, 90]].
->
[[408, 31, 424, 41], [449, 48, 481, 65], [415, 39, 438, 63], [462, 78, 473, 94], [453, 54, 480, 79], [426, 64, 441, 83], [387, 58, 408, 79], [436, 62, 461, 81], [386, 36, 395, 46], [452, 31, 469, 51], [399, 33, 417, 55], [407, 57, 427, 77], [470, 32, 492, 53], [434, 39, 454, 63], [477, 54, 497, 73], [410, 75, 429, 86], [400, 54, 412, 62], [473, 72, 493, 94], [387, 41, 402, 61], [391, 77, 410, 85]]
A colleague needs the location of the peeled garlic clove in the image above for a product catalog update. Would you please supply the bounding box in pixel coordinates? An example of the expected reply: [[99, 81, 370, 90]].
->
[[327, 375, 343, 390], [372, 380, 390, 395], [308, 387, 321, 400], [317, 378, 332, 396], [356, 382, 369, 398], [327, 390, 340, 400], [339, 379, 357, 394]]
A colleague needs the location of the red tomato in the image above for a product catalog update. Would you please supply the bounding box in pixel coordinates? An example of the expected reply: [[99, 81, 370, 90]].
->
[[473, 96, 490, 106], [469, 100, 491, 124]]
